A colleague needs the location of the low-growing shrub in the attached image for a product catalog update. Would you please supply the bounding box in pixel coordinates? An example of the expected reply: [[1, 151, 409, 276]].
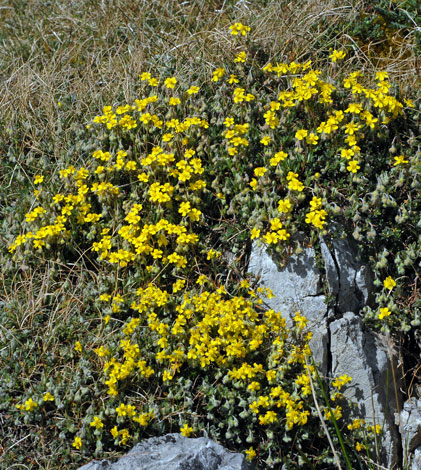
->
[[5, 21, 420, 469]]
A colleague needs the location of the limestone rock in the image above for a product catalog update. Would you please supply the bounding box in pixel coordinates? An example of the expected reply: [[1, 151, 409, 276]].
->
[[412, 447, 421, 470], [77, 434, 253, 470], [330, 312, 400, 467], [320, 237, 374, 314], [396, 398, 421, 467], [247, 242, 328, 372], [247, 239, 399, 468]]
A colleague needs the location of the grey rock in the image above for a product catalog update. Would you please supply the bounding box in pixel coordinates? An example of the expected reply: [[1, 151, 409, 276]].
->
[[330, 312, 400, 468], [248, 242, 321, 312], [247, 242, 329, 373], [77, 434, 253, 470], [247, 238, 400, 468], [412, 447, 421, 470], [396, 398, 421, 463], [320, 237, 374, 314]]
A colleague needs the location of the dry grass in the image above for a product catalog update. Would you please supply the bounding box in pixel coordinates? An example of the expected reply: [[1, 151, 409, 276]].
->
[[1, 1, 418, 193]]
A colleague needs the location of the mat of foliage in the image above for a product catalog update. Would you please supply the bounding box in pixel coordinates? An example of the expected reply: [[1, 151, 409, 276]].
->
[[0, 2, 420, 470]]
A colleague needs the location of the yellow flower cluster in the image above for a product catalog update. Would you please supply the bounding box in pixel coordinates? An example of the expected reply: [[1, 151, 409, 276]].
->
[[305, 196, 327, 230], [110, 426, 132, 445], [229, 22, 251, 36], [332, 374, 352, 390], [10, 22, 412, 463]]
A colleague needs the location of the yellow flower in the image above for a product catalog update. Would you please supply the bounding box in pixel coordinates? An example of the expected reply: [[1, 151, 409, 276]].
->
[[74, 341, 82, 352], [251, 228, 260, 240], [228, 74, 239, 84], [169, 97, 181, 106], [378, 307, 391, 320], [278, 198, 292, 213], [34, 175, 44, 184], [94, 346, 109, 357], [375, 71, 389, 81], [211, 67, 225, 82], [329, 50, 346, 62], [138, 172, 149, 182], [90, 416, 104, 429], [332, 374, 352, 390], [344, 122, 361, 135], [348, 418, 365, 430], [345, 103, 363, 114], [288, 178, 304, 191], [254, 167, 267, 177], [259, 410, 277, 424], [383, 276, 396, 290], [370, 424, 382, 435], [305, 133, 319, 145], [196, 275, 207, 285], [263, 232, 278, 244], [295, 129, 308, 140], [234, 52, 246, 63], [139, 72, 151, 81], [187, 86, 199, 95], [248, 381, 261, 391], [347, 160, 360, 173], [178, 201, 191, 217], [270, 151, 287, 166], [72, 436, 82, 449], [206, 249, 221, 260], [270, 218, 282, 231], [119, 428, 131, 445], [266, 370, 277, 382], [260, 136, 271, 146], [324, 405, 342, 421], [229, 23, 251, 36], [172, 279, 186, 293], [224, 117, 234, 127], [245, 446, 256, 461], [164, 77, 177, 89], [180, 423, 194, 437], [43, 392, 54, 402], [341, 148, 354, 160], [53, 193, 64, 203], [356, 442, 365, 452], [393, 155, 409, 166], [310, 196, 322, 210], [22, 397, 37, 411], [294, 313, 308, 330]]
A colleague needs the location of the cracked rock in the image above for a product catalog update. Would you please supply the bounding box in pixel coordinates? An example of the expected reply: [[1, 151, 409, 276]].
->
[[247, 242, 329, 373], [77, 434, 253, 470], [320, 236, 374, 314], [247, 239, 400, 468], [396, 398, 421, 466], [411, 447, 421, 470], [330, 312, 400, 468]]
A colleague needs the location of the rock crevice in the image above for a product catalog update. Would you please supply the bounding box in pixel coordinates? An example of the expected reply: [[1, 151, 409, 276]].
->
[[247, 236, 401, 468]]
